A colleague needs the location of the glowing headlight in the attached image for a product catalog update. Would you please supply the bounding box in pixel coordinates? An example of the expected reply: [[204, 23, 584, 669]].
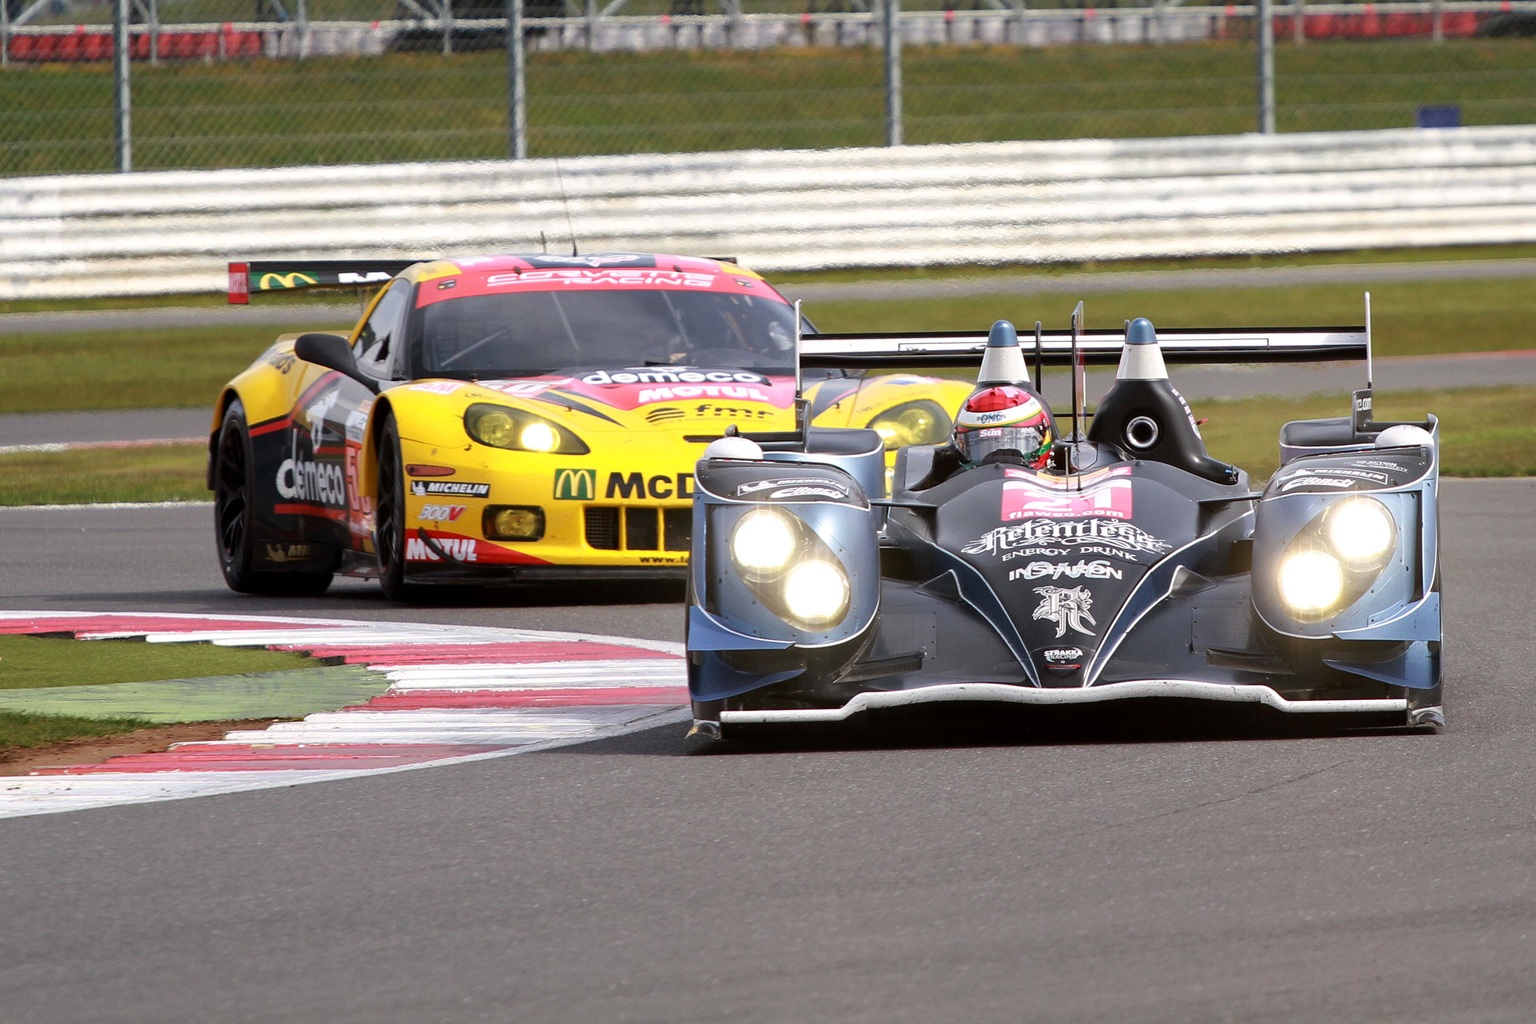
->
[[519, 421, 558, 453], [1324, 497, 1396, 569], [1277, 549, 1345, 615], [731, 508, 799, 576], [464, 403, 589, 455], [781, 559, 850, 627], [869, 401, 951, 449]]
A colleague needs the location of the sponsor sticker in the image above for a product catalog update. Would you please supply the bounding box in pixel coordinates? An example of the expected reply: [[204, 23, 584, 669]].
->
[[487, 269, 715, 290], [411, 480, 491, 498], [277, 456, 347, 508], [735, 477, 851, 501], [405, 536, 479, 563], [417, 504, 467, 522], [606, 472, 693, 500], [965, 519, 1172, 560], [263, 543, 312, 563], [1008, 559, 1123, 582], [1032, 586, 1097, 639], [1042, 647, 1084, 665], [1002, 477, 1133, 521], [553, 468, 597, 501]]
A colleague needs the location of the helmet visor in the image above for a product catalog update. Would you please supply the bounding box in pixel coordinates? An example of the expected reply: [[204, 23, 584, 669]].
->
[[957, 424, 1051, 465]]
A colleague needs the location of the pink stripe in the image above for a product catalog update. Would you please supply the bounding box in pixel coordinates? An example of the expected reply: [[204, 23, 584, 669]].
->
[[32, 742, 513, 774], [354, 687, 690, 710], [0, 615, 304, 637], [274, 642, 678, 664]]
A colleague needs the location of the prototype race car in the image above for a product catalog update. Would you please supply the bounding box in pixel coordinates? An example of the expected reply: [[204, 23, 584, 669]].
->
[[209, 253, 971, 599], [686, 309, 1444, 736]]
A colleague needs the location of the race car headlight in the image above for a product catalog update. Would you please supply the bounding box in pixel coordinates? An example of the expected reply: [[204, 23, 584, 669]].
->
[[781, 559, 850, 627], [1277, 549, 1345, 615], [731, 507, 800, 578], [1323, 496, 1396, 570], [464, 404, 588, 455], [868, 400, 951, 450], [1274, 496, 1399, 621]]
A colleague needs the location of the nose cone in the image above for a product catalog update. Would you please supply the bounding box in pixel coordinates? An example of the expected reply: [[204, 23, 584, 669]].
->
[[978, 319, 1029, 385], [1116, 316, 1169, 381]]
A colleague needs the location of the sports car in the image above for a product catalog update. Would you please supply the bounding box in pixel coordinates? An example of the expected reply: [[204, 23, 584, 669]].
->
[[686, 309, 1443, 737], [209, 253, 972, 599]]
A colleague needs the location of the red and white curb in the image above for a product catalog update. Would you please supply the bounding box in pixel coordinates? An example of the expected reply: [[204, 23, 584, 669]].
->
[[0, 611, 688, 819]]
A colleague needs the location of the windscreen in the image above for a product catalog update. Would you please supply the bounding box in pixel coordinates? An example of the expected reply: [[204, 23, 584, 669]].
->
[[411, 287, 798, 379]]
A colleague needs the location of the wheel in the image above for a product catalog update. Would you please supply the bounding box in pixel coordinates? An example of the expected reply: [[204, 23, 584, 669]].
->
[[213, 400, 332, 597], [374, 412, 419, 602]]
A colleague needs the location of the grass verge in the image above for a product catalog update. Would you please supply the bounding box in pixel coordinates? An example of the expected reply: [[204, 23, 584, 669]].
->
[[0, 634, 318, 758], [0, 442, 209, 506]]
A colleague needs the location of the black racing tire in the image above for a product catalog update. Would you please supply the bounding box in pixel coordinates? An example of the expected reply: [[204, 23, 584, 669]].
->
[[374, 412, 420, 602], [213, 399, 333, 597]]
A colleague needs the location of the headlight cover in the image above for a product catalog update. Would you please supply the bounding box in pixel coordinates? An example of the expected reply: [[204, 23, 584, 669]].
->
[[464, 403, 589, 455], [868, 400, 951, 450], [727, 505, 852, 631], [1275, 496, 1398, 622]]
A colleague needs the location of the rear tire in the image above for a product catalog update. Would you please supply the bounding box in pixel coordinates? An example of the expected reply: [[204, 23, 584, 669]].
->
[[213, 400, 333, 597]]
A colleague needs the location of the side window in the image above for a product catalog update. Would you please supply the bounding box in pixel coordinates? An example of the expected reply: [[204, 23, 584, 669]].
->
[[354, 281, 412, 379]]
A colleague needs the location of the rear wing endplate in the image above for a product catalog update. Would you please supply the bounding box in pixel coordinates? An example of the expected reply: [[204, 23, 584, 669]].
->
[[227, 260, 417, 304], [801, 327, 1367, 369]]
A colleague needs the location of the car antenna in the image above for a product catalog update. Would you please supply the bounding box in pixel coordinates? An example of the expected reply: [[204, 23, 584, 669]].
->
[[553, 156, 579, 256], [1069, 301, 1086, 443], [793, 298, 807, 440], [1353, 290, 1376, 438], [1033, 321, 1043, 393]]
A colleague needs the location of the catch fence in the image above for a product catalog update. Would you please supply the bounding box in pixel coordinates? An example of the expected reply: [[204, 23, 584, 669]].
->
[[1, 0, 1535, 177]]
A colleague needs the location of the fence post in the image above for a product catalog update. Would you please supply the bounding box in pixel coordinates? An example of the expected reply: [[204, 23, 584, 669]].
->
[[2, 0, 9, 68], [114, 0, 132, 171], [884, 0, 902, 147], [1256, 0, 1275, 134], [508, 0, 526, 159]]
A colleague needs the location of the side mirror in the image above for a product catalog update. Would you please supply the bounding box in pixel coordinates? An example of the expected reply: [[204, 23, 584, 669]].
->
[[293, 332, 380, 394]]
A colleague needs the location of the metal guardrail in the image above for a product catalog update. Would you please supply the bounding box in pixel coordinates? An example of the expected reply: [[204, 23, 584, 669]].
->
[[3, 124, 1536, 300]]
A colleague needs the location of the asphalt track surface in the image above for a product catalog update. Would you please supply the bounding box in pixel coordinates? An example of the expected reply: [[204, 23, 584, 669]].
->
[[0, 482, 1534, 1024]]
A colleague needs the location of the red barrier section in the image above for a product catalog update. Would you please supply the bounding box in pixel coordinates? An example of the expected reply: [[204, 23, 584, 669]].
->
[[5, 28, 263, 63]]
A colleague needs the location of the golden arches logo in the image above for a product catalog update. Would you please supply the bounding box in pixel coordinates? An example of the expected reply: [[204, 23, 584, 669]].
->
[[553, 468, 596, 501], [256, 272, 319, 291]]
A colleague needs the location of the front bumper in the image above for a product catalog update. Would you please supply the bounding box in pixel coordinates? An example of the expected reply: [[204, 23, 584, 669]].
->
[[712, 679, 1416, 723]]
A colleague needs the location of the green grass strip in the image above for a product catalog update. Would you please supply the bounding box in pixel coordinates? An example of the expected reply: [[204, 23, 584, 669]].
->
[[0, 633, 317, 687], [0, 666, 389, 724], [0, 443, 210, 506]]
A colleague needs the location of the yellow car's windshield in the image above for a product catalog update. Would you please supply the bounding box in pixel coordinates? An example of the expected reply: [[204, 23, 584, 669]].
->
[[412, 287, 799, 379]]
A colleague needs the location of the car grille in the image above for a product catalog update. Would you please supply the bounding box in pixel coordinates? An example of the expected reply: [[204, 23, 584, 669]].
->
[[584, 507, 691, 552]]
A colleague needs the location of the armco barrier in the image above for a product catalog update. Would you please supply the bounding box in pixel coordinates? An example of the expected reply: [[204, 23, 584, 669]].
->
[[3, 125, 1536, 301]]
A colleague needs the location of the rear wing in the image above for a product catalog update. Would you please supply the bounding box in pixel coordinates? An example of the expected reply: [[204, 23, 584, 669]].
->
[[800, 327, 1368, 369], [227, 260, 417, 304]]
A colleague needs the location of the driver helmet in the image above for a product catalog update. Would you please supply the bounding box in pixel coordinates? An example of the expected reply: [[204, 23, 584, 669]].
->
[[954, 384, 1055, 468]]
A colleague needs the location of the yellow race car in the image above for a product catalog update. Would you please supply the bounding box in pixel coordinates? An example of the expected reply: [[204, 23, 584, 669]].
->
[[210, 253, 972, 599]]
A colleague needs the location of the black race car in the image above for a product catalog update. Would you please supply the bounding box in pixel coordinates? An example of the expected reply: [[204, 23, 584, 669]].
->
[[684, 308, 1443, 738]]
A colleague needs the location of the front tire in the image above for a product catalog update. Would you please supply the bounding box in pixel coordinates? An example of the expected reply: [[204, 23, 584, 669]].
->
[[374, 412, 418, 602], [213, 399, 332, 597]]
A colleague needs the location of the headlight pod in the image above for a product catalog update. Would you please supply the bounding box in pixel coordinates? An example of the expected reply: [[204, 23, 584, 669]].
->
[[728, 505, 851, 630], [868, 400, 951, 450], [1276, 496, 1397, 622], [464, 403, 589, 455]]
